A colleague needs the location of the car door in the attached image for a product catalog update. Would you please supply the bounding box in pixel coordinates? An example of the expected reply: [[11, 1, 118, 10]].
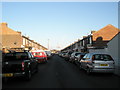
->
[[28, 52, 36, 71], [84, 54, 92, 69], [80, 54, 88, 68], [30, 53, 38, 70], [70, 53, 74, 61]]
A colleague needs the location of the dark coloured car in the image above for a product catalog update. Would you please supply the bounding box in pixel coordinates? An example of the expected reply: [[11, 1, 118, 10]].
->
[[2, 51, 38, 81]]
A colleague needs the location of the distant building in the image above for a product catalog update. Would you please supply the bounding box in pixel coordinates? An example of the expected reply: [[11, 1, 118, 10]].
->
[[22, 35, 48, 51], [51, 49, 59, 53]]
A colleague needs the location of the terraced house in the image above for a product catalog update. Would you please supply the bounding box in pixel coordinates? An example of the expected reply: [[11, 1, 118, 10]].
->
[[62, 24, 120, 53], [0, 22, 47, 53]]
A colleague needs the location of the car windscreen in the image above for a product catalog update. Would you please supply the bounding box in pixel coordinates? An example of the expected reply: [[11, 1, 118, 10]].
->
[[3, 52, 28, 61], [93, 54, 113, 61]]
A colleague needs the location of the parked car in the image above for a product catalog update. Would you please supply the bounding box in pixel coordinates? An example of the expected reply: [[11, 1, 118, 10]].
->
[[80, 53, 115, 74], [64, 51, 73, 61], [31, 50, 47, 63], [2, 51, 38, 81], [69, 52, 81, 63], [74, 53, 86, 65], [45, 50, 52, 59], [60, 52, 67, 58]]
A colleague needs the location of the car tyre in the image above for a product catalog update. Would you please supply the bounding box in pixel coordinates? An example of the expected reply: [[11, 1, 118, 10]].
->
[[25, 70, 31, 81], [86, 68, 91, 75], [79, 64, 82, 70]]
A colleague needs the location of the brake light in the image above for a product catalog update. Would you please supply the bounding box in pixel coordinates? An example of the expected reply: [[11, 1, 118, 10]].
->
[[22, 62, 24, 70]]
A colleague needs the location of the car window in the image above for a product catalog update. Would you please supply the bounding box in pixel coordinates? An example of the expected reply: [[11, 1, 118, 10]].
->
[[80, 55, 85, 59], [86, 54, 91, 60], [75, 53, 81, 56], [103, 54, 113, 60], [3, 53, 15, 61], [30, 53, 34, 58], [82, 54, 88, 60], [4, 52, 28, 61], [94, 54, 113, 61], [28, 53, 32, 58]]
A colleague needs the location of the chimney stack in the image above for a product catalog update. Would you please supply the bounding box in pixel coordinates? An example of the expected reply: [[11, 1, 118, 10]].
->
[[17, 31, 21, 35], [91, 30, 96, 34], [1, 22, 8, 27]]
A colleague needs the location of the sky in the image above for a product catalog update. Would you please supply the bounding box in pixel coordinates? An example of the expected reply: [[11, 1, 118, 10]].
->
[[1, 1, 118, 50]]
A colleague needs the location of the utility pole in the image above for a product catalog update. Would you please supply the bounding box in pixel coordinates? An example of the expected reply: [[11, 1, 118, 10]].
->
[[48, 39, 49, 50]]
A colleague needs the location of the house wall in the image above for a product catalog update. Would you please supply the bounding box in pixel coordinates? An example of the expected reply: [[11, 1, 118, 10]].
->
[[0, 23, 23, 49], [88, 48, 108, 53], [107, 33, 120, 76]]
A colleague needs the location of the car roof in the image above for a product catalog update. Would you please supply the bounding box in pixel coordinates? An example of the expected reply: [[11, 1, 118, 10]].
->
[[87, 52, 111, 55], [31, 50, 45, 52]]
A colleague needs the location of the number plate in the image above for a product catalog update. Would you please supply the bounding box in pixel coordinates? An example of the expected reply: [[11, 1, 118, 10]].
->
[[3, 73, 13, 77], [100, 64, 108, 66]]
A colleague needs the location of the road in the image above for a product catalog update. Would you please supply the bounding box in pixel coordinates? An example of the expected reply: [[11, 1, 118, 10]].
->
[[2, 54, 120, 89]]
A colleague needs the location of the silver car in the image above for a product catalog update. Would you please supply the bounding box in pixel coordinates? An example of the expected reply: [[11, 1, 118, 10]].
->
[[80, 53, 115, 74]]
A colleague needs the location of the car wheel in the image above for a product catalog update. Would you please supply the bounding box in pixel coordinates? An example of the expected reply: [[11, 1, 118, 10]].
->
[[86, 68, 91, 75], [25, 70, 31, 81], [79, 64, 82, 70]]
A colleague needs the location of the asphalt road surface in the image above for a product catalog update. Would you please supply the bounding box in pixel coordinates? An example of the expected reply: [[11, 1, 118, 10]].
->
[[2, 54, 120, 89]]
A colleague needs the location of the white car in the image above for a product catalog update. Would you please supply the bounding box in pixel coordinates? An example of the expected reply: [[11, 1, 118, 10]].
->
[[80, 53, 115, 74], [69, 52, 81, 63]]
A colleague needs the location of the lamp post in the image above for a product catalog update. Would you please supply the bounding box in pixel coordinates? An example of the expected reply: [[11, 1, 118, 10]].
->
[[48, 39, 49, 50]]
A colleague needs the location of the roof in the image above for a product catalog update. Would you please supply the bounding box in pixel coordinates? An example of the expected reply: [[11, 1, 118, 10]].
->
[[0, 22, 20, 35], [92, 24, 120, 41], [87, 52, 111, 55]]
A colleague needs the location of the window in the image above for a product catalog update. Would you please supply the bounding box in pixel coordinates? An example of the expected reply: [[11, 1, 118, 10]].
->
[[82, 54, 88, 60], [4, 52, 29, 60], [94, 54, 113, 61], [89, 37, 92, 44], [75, 53, 81, 56]]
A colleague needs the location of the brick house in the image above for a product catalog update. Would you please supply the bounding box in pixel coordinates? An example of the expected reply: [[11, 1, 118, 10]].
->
[[88, 24, 120, 53], [0, 23, 23, 52], [22, 35, 48, 51], [61, 24, 120, 53], [0, 23, 47, 52]]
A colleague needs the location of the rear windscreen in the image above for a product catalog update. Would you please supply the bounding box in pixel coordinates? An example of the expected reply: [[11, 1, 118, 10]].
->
[[94, 54, 113, 61], [32, 52, 47, 57], [3, 52, 28, 61]]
